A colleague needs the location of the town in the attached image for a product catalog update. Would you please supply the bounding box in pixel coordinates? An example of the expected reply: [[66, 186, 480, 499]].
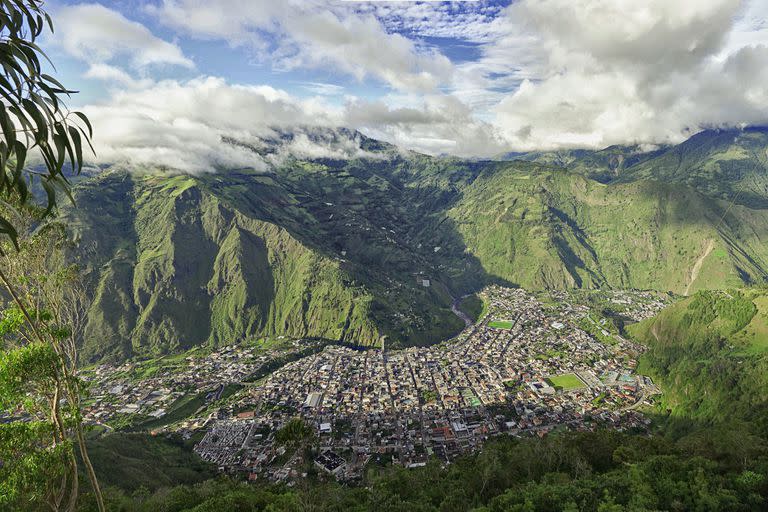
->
[[79, 286, 671, 482]]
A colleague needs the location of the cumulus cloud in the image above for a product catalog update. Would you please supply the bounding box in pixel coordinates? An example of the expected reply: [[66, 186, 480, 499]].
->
[[54, 3, 194, 70], [63, 0, 768, 162], [80, 75, 510, 171], [82, 77, 342, 171], [490, 0, 768, 150], [346, 95, 507, 156], [146, 0, 453, 92]]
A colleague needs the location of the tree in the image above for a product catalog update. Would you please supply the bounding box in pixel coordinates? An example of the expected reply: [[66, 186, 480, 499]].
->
[[0, 216, 102, 511], [276, 418, 315, 451], [0, 2, 97, 509], [0, 342, 74, 510], [0, 0, 93, 245]]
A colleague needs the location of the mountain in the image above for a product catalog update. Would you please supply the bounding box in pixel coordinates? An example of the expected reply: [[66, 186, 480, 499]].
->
[[505, 144, 667, 183], [66, 128, 768, 360], [615, 127, 768, 208], [67, 147, 488, 361], [69, 172, 377, 361], [448, 162, 768, 292], [629, 288, 768, 435], [510, 126, 768, 207]]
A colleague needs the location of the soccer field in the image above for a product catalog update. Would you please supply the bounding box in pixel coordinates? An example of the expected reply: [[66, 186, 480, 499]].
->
[[488, 320, 514, 329], [546, 373, 586, 390]]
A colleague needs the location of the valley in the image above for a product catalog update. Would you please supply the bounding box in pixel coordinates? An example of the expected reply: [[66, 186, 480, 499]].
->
[[64, 128, 768, 363], [16, 127, 768, 510], [5, 2, 768, 509], [79, 286, 670, 481], [56, 128, 768, 487]]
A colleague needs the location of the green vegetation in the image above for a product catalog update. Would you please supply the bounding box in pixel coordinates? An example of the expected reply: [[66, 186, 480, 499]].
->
[[243, 342, 329, 383], [0, 0, 93, 243], [68, 164, 471, 361], [458, 294, 485, 322], [84, 433, 215, 492], [488, 320, 515, 329], [0, 218, 107, 511], [0, 1, 104, 509], [88, 429, 768, 512], [448, 162, 767, 293], [546, 373, 586, 390], [577, 316, 618, 345], [421, 389, 438, 402], [520, 127, 768, 209], [71, 285, 768, 511], [630, 288, 768, 435], [62, 127, 768, 360], [133, 392, 207, 431]]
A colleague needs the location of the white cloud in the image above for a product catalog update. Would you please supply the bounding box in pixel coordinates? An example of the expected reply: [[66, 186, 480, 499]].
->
[[82, 77, 341, 171], [53, 3, 193, 70], [64, 0, 768, 160], [83, 63, 154, 89], [346, 95, 506, 156], [301, 82, 346, 96], [146, 0, 453, 92], [489, 0, 768, 150], [81, 75, 509, 171]]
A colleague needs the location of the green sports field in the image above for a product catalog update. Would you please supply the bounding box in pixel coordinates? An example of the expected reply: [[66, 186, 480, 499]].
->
[[546, 373, 586, 390], [488, 320, 514, 329]]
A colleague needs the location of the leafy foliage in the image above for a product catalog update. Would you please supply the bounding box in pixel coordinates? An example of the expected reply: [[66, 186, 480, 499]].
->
[[275, 417, 314, 449], [631, 289, 768, 434], [88, 430, 768, 511], [0, 210, 104, 511], [0, 0, 93, 245]]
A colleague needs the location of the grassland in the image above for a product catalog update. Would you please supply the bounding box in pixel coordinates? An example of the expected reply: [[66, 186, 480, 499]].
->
[[546, 373, 586, 390], [488, 320, 515, 329], [630, 288, 768, 433], [84, 432, 215, 492], [458, 294, 485, 322]]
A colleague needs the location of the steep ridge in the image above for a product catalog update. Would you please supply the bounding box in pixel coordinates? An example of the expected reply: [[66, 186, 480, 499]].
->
[[516, 127, 768, 207], [448, 163, 768, 292], [66, 129, 768, 360], [69, 172, 383, 362]]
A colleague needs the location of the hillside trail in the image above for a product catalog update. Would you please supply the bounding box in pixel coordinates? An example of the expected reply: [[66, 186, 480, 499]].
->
[[650, 322, 660, 342], [684, 239, 715, 296]]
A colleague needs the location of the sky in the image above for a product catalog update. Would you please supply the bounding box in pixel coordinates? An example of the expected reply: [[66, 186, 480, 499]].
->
[[40, 0, 768, 170]]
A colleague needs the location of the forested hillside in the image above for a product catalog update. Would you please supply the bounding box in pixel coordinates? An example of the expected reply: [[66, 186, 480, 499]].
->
[[450, 163, 768, 291], [65, 129, 768, 359], [630, 288, 768, 435]]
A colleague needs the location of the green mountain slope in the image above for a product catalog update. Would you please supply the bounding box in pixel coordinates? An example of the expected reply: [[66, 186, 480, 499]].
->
[[617, 127, 768, 208], [66, 129, 768, 360], [515, 127, 768, 207], [69, 172, 383, 361], [629, 288, 768, 434], [509, 144, 667, 183], [68, 159, 478, 361], [448, 163, 768, 292]]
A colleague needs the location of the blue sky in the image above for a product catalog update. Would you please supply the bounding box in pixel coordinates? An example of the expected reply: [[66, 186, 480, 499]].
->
[[38, 0, 768, 169], [47, 1, 512, 105]]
